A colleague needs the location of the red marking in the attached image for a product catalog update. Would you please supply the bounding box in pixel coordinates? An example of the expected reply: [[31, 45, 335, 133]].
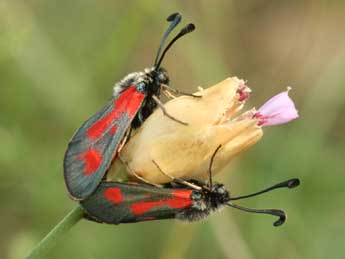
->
[[104, 187, 123, 204], [130, 190, 193, 215], [86, 86, 145, 140], [110, 125, 117, 135], [81, 148, 102, 175], [171, 190, 194, 199], [125, 88, 146, 117]]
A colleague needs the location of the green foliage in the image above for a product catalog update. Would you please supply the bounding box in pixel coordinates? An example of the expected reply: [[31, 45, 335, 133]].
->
[[1, 1, 344, 258]]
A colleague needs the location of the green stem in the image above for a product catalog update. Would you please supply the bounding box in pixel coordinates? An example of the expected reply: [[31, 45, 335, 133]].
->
[[26, 205, 85, 259]]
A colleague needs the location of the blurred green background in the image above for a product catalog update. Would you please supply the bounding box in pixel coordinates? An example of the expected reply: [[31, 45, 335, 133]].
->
[[1, 1, 345, 258]]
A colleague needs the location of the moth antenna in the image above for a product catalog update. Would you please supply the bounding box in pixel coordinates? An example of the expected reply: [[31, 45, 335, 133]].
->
[[208, 145, 222, 191], [154, 13, 182, 66], [155, 23, 195, 69], [227, 203, 286, 227], [230, 178, 300, 201]]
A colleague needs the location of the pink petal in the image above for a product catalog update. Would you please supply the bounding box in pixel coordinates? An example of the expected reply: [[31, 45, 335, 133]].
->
[[255, 87, 299, 126]]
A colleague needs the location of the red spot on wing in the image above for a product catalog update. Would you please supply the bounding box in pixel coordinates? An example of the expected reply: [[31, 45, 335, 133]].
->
[[130, 190, 193, 215], [81, 148, 102, 176], [171, 190, 194, 199], [110, 126, 117, 135], [104, 187, 124, 204], [125, 88, 146, 117], [86, 86, 145, 140]]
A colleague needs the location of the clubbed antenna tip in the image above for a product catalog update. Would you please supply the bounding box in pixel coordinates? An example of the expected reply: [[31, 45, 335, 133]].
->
[[287, 178, 300, 189], [181, 23, 195, 34], [167, 12, 181, 22]]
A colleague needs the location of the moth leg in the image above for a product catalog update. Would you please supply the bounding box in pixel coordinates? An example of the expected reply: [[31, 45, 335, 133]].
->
[[132, 171, 163, 188], [152, 95, 188, 126], [118, 127, 132, 153], [162, 89, 177, 99], [152, 160, 202, 190], [119, 156, 162, 187], [161, 84, 202, 98]]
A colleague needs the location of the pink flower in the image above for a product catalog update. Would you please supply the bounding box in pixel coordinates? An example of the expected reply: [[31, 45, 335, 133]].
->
[[254, 87, 299, 126]]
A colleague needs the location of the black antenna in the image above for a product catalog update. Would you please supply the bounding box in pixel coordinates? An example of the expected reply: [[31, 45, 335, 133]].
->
[[155, 23, 195, 69], [230, 178, 300, 201], [153, 13, 182, 66], [226, 178, 300, 226], [227, 203, 286, 227], [208, 145, 222, 191]]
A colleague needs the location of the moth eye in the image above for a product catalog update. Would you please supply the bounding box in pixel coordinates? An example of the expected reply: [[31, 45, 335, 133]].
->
[[157, 70, 169, 84], [158, 73, 166, 82]]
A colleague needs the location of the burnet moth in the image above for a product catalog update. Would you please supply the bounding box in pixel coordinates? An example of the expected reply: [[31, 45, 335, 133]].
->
[[64, 13, 198, 200], [81, 146, 300, 226]]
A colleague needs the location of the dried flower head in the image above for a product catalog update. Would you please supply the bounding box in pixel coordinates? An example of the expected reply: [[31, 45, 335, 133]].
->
[[115, 77, 298, 184]]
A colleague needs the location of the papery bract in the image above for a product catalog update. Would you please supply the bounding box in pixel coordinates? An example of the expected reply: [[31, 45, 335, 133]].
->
[[113, 79, 299, 184], [117, 78, 263, 183]]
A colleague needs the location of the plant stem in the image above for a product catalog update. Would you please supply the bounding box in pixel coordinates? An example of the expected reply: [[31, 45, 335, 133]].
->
[[26, 205, 85, 259]]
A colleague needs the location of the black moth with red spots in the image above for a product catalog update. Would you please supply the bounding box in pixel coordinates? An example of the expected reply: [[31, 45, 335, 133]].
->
[[81, 146, 300, 226], [64, 13, 197, 200], [81, 177, 300, 226]]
